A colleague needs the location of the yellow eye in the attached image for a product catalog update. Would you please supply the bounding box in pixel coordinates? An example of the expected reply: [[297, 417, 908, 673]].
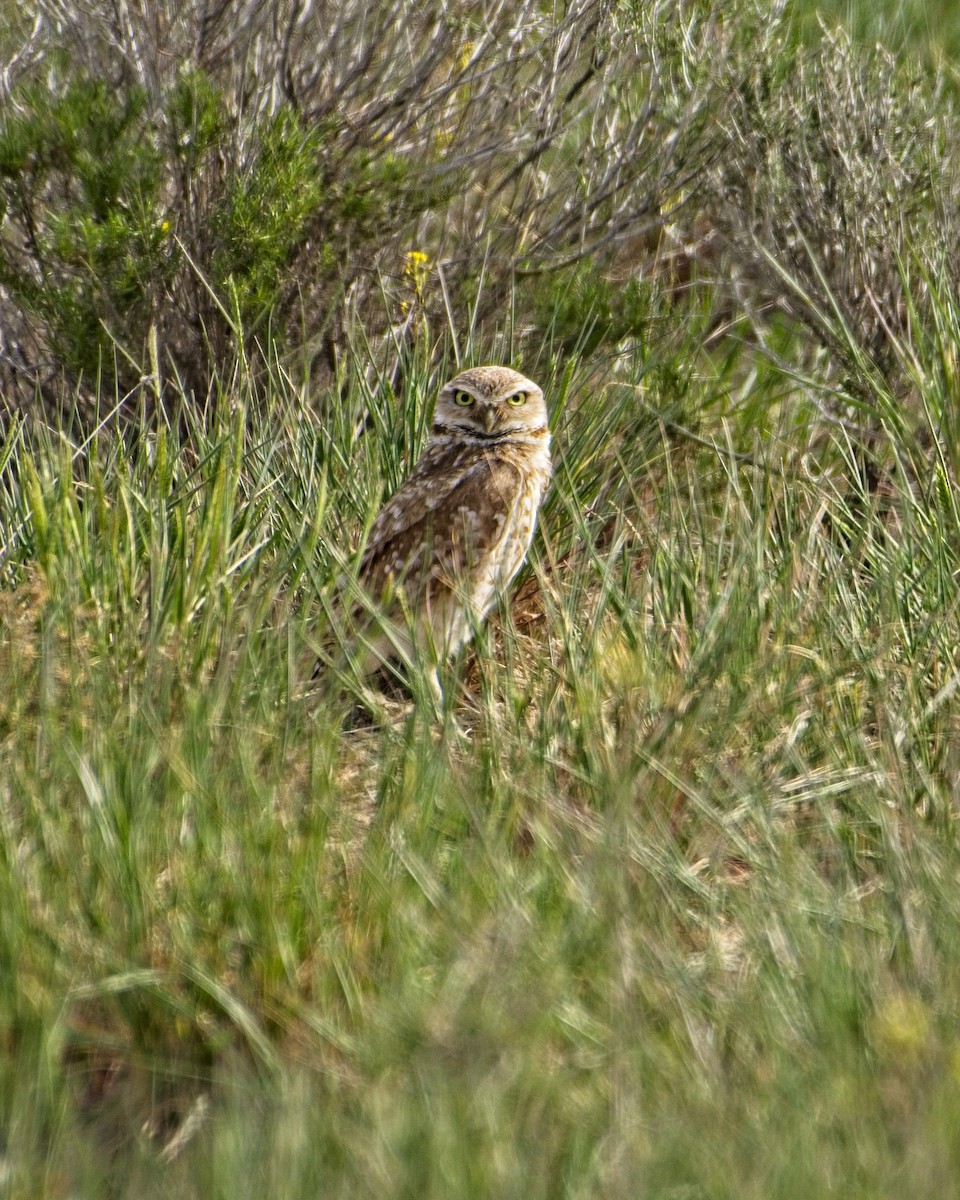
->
[[507, 392, 527, 406], [453, 390, 474, 407]]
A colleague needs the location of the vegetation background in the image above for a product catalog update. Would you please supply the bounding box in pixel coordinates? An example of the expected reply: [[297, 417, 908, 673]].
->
[[2, 0, 960, 1193]]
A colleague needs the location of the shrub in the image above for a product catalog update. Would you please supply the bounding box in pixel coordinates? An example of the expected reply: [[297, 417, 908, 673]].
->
[[0, 0, 789, 423], [0, 78, 168, 386], [1, 1, 957, 442], [700, 25, 958, 406]]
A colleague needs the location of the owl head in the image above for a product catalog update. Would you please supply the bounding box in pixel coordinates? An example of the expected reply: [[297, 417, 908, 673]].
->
[[432, 366, 548, 440]]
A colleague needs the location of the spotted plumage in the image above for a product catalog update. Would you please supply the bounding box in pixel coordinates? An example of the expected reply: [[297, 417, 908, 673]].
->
[[342, 365, 551, 679]]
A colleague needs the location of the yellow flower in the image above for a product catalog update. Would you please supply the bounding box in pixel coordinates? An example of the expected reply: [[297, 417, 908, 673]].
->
[[457, 41, 475, 72], [404, 250, 430, 299]]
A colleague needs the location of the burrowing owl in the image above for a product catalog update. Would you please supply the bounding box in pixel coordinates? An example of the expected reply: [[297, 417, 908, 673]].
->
[[331, 365, 551, 691]]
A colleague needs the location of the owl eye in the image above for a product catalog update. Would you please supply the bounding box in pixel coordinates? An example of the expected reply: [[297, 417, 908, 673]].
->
[[506, 392, 527, 406], [453, 390, 474, 407]]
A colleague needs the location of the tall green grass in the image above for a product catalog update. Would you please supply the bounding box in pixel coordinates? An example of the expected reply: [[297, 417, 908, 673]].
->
[[4, 268, 960, 1195]]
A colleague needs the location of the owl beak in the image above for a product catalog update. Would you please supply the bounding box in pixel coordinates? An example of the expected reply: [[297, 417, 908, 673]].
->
[[482, 406, 497, 432]]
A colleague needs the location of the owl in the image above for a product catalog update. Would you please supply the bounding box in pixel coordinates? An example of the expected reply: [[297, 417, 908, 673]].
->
[[327, 365, 551, 696]]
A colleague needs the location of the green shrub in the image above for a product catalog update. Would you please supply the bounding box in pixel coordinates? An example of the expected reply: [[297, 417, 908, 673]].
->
[[701, 26, 957, 406], [0, 70, 337, 400], [0, 78, 168, 383], [210, 109, 326, 333]]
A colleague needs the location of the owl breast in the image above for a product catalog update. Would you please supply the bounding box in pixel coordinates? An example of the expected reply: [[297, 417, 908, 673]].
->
[[439, 441, 550, 644], [357, 437, 549, 663]]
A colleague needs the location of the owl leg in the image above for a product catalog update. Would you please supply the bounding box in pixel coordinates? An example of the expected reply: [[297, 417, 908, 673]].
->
[[426, 665, 446, 720], [427, 666, 472, 741]]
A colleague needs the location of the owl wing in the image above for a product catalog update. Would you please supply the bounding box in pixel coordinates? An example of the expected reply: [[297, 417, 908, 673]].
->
[[359, 455, 524, 601]]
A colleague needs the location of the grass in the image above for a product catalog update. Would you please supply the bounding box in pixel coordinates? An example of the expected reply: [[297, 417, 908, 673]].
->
[[4, 288, 960, 1196]]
